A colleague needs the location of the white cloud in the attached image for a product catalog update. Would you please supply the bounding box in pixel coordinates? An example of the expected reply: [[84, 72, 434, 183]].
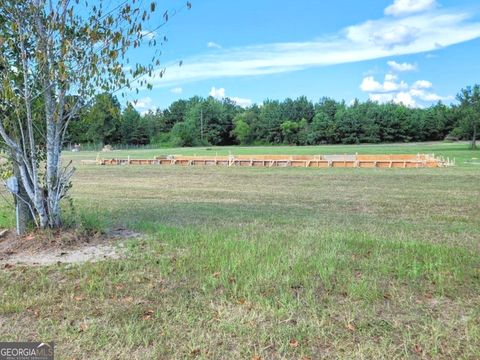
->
[[394, 91, 417, 107], [388, 60, 417, 72], [369, 92, 417, 107], [385, 0, 437, 17], [230, 97, 253, 108], [144, 8, 480, 88], [384, 73, 397, 81], [170, 87, 183, 94], [412, 80, 432, 89], [372, 24, 420, 48], [209, 87, 252, 108], [132, 97, 156, 114], [140, 30, 157, 40], [369, 93, 392, 103], [362, 72, 452, 108], [360, 77, 383, 92], [209, 87, 226, 98], [410, 88, 453, 101], [133, 97, 152, 108], [385, 74, 408, 91], [207, 41, 222, 49], [360, 74, 407, 93]]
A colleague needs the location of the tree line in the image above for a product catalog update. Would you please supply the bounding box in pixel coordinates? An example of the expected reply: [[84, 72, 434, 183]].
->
[[68, 87, 480, 149]]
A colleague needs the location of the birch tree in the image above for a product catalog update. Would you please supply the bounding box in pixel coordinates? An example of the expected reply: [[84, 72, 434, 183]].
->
[[0, 0, 191, 230]]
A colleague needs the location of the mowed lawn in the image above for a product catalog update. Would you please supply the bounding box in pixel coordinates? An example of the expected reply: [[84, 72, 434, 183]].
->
[[1, 142, 480, 359]]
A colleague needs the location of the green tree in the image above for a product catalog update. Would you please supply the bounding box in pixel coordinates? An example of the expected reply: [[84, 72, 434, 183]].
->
[[201, 97, 234, 145], [335, 106, 361, 144], [82, 94, 121, 145], [280, 120, 299, 144], [141, 109, 162, 142], [171, 121, 196, 147], [309, 111, 339, 144], [456, 85, 480, 149], [255, 100, 283, 143], [362, 102, 381, 143], [163, 100, 188, 132], [120, 104, 142, 144], [297, 119, 309, 145], [231, 114, 252, 145], [282, 96, 315, 123]]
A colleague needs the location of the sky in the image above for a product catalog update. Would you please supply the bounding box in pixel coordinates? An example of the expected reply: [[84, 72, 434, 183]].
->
[[121, 0, 480, 112]]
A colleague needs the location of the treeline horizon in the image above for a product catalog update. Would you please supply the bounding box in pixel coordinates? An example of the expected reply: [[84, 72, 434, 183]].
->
[[67, 91, 477, 148]]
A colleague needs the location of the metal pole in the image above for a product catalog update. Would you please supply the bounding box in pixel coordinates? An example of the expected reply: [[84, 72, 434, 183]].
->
[[16, 201, 20, 235]]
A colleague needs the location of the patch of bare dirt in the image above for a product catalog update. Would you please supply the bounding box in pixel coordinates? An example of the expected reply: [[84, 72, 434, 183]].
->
[[0, 227, 141, 267]]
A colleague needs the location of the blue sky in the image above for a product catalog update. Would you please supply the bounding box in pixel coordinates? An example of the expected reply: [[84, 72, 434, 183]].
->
[[124, 0, 480, 112]]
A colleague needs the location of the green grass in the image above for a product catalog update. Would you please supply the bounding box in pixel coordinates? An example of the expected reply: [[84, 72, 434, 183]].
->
[[1, 142, 479, 359]]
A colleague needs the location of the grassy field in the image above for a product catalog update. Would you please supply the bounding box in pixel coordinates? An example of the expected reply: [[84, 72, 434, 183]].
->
[[1, 142, 480, 359], [64, 141, 477, 165]]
